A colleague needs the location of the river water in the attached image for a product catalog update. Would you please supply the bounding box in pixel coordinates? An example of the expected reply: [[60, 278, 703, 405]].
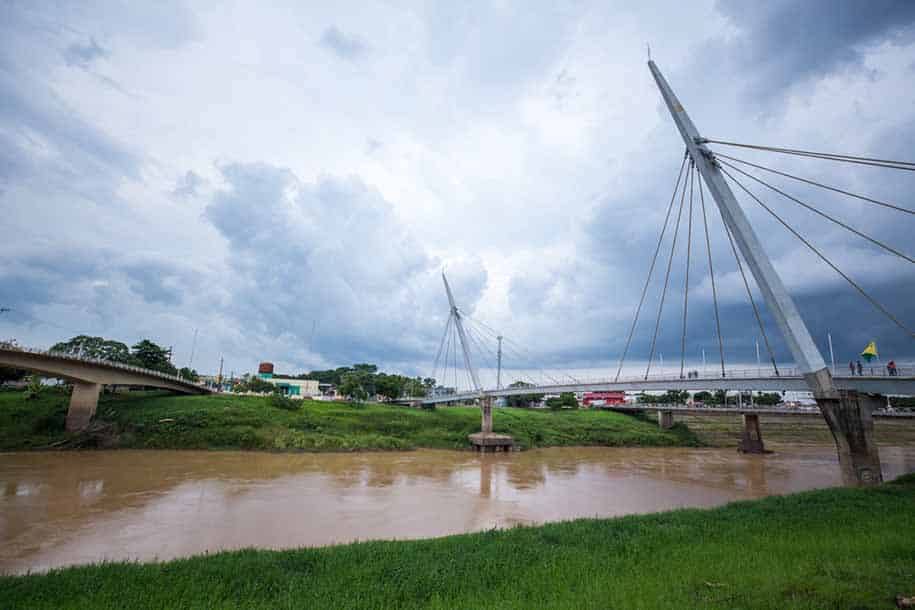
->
[[2, 445, 915, 574]]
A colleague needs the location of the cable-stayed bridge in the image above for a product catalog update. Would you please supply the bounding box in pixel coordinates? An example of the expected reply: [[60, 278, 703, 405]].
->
[[422, 60, 915, 486]]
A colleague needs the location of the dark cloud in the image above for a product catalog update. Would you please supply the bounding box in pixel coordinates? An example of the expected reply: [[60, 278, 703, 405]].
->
[[319, 26, 368, 60], [205, 162, 486, 366], [63, 37, 108, 68], [716, 0, 915, 99]]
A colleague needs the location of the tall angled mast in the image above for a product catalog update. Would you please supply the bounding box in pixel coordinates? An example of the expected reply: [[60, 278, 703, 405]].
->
[[648, 60, 831, 391], [442, 272, 483, 393]]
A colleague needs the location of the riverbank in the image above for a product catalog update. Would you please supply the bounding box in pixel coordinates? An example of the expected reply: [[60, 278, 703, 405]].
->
[[681, 412, 915, 447], [0, 389, 698, 451], [2, 474, 913, 608]]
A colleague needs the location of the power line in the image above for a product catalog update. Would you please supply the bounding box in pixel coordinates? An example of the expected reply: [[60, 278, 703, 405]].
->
[[713, 153, 915, 216], [718, 159, 914, 264], [721, 166, 915, 340], [615, 152, 688, 381], [704, 138, 915, 172]]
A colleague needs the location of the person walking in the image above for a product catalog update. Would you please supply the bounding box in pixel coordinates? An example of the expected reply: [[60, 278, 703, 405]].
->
[[849, 361, 856, 376], [888, 360, 897, 376], [856, 360, 863, 376]]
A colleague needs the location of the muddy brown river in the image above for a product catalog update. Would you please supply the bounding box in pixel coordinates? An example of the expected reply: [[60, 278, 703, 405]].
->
[[2, 445, 915, 574]]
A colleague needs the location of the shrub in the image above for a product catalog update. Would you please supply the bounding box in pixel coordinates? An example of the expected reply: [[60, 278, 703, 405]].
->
[[23, 375, 43, 400], [270, 393, 299, 411]]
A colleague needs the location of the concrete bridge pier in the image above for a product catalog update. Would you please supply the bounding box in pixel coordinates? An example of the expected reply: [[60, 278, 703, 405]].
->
[[738, 413, 765, 454], [66, 382, 101, 432], [816, 389, 883, 486], [658, 411, 674, 429], [481, 397, 493, 433]]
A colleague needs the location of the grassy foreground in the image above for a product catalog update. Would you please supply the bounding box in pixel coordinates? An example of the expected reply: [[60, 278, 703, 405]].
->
[[0, 389, 697, 451], [3, 475, 915, 609]]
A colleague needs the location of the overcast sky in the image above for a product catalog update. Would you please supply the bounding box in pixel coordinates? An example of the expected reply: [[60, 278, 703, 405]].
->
[[1, 0, 914, 382]]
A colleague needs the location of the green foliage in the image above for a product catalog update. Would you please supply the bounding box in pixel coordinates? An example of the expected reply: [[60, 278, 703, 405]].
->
[[505, 381, 544, 407], [129, 339, 177, 375], [50, 335, 131, 363], [23, 374, 44, 400], [3, 482, 915, 609], [0, 391, 701, 452], [638, 390, 689, 404], [236, 376, 275, 394], [178, 367, 199, 382], [339, 370, 373, 401], [546, 392, 578, 410], [270, 393, 299, 411]]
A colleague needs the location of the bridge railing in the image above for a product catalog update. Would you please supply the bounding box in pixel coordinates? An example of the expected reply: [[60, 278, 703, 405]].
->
[[2, 346, 203, 388]]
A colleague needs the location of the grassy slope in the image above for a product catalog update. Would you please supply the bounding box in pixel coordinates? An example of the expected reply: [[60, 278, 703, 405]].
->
[[0, 389, 698, 452], [3, 477, 915, 609]]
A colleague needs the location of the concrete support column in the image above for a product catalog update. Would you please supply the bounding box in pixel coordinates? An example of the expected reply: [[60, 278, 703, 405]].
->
[[816, 390, 883, 486], [481, 397, 493, 434], [738, 413, 765, 454], [658, 411, 674, 429], [66, 382, 101, 432]]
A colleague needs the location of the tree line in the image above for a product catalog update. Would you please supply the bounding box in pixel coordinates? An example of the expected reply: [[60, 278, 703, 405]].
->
[[47, 335, 200, 381]]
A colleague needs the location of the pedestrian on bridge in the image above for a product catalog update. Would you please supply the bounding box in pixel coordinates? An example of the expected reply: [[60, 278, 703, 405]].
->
[[849, 361, 855, 376], [887, 361, 897, 376], [856, 360, 863, 376]]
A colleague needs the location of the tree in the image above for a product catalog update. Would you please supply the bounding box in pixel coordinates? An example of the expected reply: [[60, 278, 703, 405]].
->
[[505, 381, 544, 408], [546, 392, 578, 410], [178, 367, 200, 382], [375, 373, 407, 401], [693, 391, 714, 404], [237, 376, 275, 393], [339, 370, 375, 401], [130, 339, 177, 375], [51, 335, 130, 363]]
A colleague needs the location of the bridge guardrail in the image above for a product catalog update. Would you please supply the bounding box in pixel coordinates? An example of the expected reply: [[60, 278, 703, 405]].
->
[[1, 346, 204, 389]]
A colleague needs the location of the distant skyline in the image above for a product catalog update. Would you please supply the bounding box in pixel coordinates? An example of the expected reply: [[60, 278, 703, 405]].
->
[[1, 1, 914, 377]]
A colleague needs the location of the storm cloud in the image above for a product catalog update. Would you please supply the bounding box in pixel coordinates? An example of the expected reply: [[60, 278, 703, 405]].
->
[[1, 1, 913, 379]]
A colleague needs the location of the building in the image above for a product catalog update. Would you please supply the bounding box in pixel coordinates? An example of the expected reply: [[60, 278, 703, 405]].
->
[[582, 391, 626, 407], [257, 362, 319, 398]]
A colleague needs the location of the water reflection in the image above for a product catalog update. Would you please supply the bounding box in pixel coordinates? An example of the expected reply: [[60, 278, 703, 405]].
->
[[1, 446, 913, 574]]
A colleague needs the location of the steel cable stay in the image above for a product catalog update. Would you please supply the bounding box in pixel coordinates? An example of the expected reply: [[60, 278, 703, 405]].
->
[[461, 316, 540, 388], [720, 166, 915, 340], [615, 152, 689, 382], [712, 153, 915, 216], [703, 138, 915, 172], [716, 195, 781, 377], [430, 313, 453, 385], [460, 313, 566, 386], [697, 165, 727, 378], [718, 159, 915, 264], [645, 158, 690, 380], [461, 323, 500, 388], [679, 162, 695, 379]]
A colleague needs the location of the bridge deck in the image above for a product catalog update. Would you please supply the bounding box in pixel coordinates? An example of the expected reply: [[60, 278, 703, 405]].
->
[[420, 371, 915, 405]]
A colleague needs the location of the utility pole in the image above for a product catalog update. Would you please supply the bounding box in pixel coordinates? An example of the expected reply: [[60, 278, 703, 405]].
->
[[649, 59, 882, 485], [216, 356, 224, 392], [827, 332, 836, 375], [496, 336, 503, 390], [701, 348, 706, 375], [756, 340, 761, 376], [187, 328, 198, 369]]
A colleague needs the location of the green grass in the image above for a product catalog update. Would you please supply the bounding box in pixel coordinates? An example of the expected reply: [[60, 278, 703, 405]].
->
[[0, 389, 698, 452], [3, 477, 915, 609]]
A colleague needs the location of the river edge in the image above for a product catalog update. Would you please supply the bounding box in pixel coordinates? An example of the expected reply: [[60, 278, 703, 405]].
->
[[2, 473, 914, 609]]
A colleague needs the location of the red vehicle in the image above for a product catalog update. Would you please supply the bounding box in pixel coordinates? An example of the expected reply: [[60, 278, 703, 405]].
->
[[582, 391, 626, 406]]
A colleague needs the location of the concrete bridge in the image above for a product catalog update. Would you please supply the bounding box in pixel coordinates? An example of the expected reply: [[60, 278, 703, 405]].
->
[[419, 369, 915, 406], [0, 346, 210, 431]]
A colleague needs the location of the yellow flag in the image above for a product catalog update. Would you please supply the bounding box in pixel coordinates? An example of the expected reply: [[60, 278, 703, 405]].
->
[[861, 341, 878, 362]]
